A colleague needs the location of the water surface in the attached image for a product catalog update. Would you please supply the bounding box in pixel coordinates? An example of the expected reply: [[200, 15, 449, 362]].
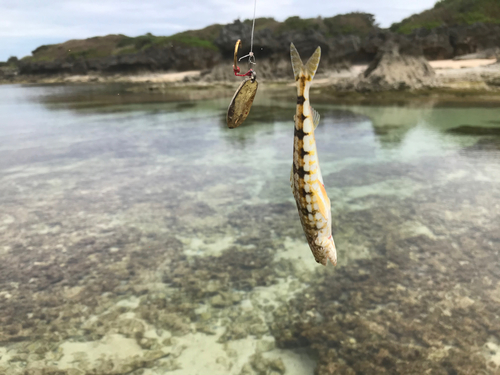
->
[[1, 84, 500, 375]]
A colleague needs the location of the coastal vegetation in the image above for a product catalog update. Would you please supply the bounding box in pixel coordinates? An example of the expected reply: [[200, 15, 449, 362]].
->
[[21, 24, 223, 64], [17, 13, 376, 65], [1, 0, 499, 81], [243, 12, 377, 37], [0, 56, 18, 67], [391, 0, 500, 34]]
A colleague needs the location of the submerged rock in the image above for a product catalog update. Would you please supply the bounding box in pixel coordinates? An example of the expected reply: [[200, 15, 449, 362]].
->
[[239, 353, 286, 375], [355, 39, 435, 91], [446, 125, 500, 136], [256, 339, 276, 353], [209, 292, 241, 308]]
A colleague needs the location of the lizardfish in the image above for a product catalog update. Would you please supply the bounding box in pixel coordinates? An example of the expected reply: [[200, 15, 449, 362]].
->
[[290, 43, 337, 266]]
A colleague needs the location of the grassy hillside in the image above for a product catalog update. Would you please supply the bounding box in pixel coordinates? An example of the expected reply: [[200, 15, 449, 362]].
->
[[22, 24, 221, 63], [21, 13, 375, 63], [391, 0, 500, 34]]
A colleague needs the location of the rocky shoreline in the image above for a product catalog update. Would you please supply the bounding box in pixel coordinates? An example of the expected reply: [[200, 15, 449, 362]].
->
[[3, 57, 500, 86], [3, 34, 499, 97]]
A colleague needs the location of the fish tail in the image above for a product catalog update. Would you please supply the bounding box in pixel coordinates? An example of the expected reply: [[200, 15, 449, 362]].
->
[[290, 43, 304, 81], [304, 46, 321, 80], [290, 43, 321, 82]]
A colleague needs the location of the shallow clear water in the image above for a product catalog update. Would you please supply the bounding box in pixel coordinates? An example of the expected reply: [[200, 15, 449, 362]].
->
[[1, 84, 500, 375]]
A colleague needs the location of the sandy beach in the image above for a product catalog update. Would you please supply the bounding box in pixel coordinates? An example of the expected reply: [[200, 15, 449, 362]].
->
[[429, 58, 497, 69], [2, 58, 497, 88]]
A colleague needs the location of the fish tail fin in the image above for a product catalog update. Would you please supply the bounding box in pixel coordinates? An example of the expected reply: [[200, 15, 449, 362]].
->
[[290, 44, 321, 82], [290, 43, 303, 81], [304, 46, 321, 81]]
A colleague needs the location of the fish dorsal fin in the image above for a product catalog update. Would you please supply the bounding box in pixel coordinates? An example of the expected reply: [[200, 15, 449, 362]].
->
[[311, 106, 320, 129], [290, 43, 304, 81], [304, 47, 321, 80]]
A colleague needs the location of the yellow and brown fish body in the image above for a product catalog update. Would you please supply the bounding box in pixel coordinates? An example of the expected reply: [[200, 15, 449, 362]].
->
[[290, 43, 337, 266]]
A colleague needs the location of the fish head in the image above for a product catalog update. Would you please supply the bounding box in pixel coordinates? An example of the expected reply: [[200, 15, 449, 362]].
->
[[315, 235, 337, 266]]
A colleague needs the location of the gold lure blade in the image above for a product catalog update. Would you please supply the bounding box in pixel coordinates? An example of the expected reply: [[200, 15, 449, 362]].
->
[[226, 78, 258, 129]]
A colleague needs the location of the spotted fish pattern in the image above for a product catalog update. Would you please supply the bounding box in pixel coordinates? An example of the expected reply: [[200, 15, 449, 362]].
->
[[290, 43, 337, 266]]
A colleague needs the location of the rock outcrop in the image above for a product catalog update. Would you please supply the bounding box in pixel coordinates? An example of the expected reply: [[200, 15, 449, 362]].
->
[[356, 39, 435, 91], [410, 23, 500, 60], [0, 66, 19, 81]]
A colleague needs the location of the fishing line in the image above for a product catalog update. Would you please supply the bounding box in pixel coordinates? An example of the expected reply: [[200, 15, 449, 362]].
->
[[238, 0, 257, 65], [250, 0, 257, 59]]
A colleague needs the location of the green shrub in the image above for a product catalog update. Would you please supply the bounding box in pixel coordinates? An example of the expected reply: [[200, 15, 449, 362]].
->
[[115, 32, 217, 52], [26, 55, 53, 62], [277, 16, 320, 33], [113, 46, 138, 55], [31, 45, 51, 55], [160, 35, 217, 50], [242, 17, 279, 32], [324, 12, 376, 37], [392, 0, 500, 33], [273, 13, 376, 36], [116, 36, 135, 48], [6, 56, 18, 67]]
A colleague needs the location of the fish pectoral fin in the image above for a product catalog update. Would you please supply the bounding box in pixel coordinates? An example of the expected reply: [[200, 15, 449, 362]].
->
[[311, 106, 320, 129], [318, 183, 331, 213], [315, 195, 329, 222]]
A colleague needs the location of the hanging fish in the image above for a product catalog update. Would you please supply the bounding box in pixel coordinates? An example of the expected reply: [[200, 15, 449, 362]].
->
[[226, 40, 258, 129], [290, 43, 337, 266]]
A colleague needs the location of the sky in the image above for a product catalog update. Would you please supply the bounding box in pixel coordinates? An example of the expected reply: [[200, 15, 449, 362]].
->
[[0, 0, 437, 61]]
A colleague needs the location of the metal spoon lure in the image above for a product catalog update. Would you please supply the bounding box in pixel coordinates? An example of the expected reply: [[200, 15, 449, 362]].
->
[[226, 40, 258, 129]]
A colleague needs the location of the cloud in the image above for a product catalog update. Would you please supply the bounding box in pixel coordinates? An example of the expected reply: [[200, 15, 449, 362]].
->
[[0, 0, 437, 61]]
